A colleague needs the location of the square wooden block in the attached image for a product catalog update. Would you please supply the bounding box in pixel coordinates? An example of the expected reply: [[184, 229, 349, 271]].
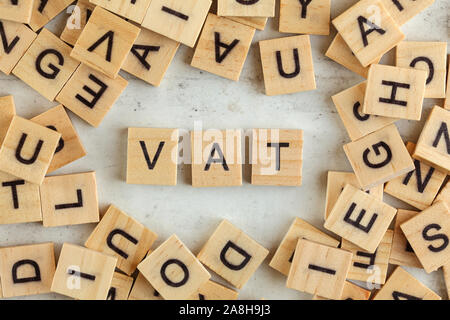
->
[[385, 142, 446, 210], [122, 27, 180, 87], [0, 20, 36, 75], [31, 105, 87, 173], [197, 220, 269, 289], [107, 272, 134, 300], [413, 106, 450, 174], [401, 201, 450, 273], [51, 243, 117, 300], [373, 266, 441, 300], [343, 124, 415, 190], [60, 0, 96, 46], [141, 0, 212, 48], [90, 0, 152, 24], [0, 0, 34, 23], [12, 28, 80, 101], [332, 81, 397, 141], [434, 181, 449, 208], [279, 0, 330, 35], [396, 41, 447, 99], [71, 6, 140, 79], [127, 128, 178, 186], [259, 35, 316, 96], [191, 130, 242, 187], [191, 14, 255, 81], [332, 0, 404, 67], [56, 64, 128, 128], [28, 0, 73, 32], [324, 184, 397, 253], [188, 280, 239, 300], [363, 64, 427, 120], [0, 115, 61, 185], [341, 230, 393, 285], [389, 209, 422, 268], [0, 95, 15, 145], [40, 172, 99, 227], [286, 239, 352, 300], [227, 16, 267, 30], [380, 0, 435, 26], [0, 171, 41, 225], [0, 243, 55, 298], [85, 204, 158, 275], [324, 171, 383, 221], [269, 217, 339, 276], [251, 129, 303, 186], [325, 34, 380, 79], [128, 271, 164, 300], [138, 235, 211, 300], [218, 0, 275, 17], [313, 281, 372, 300]]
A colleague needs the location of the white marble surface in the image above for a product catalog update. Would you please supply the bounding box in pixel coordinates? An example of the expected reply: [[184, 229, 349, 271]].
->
[[0, 0, 449, 300]]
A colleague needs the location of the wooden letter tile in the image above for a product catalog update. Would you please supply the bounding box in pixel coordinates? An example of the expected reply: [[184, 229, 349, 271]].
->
[[0, 115, 61, 185], [324, 184, 397, 252], [0, 0, 34, 24], [227, 17, 267, 30], [191, 130, 242, 187], [106, 272, 134, 300], [191, 14, 255, 81], [70, 6, 140, 79], [127, 128, 178, 186], [363, 64, 427, 120], [341, 230, 393, 285], [141, 0, 212, 48], [373, 266, 441, 300], [380, 0, 435, 26], [259, 35, 316, 96], [218, 0, 275, 17], [85, 204, 158, 275], [389, 209, 422, 268], [0, 171, 41, 225], [137, 235, 211, 300], [286, 238, 352, 300], [251, 129, 303, 186], [279, 0, 330, 35], [51, 243, 117, 300], [332, 0, 404, 67], [401, 201, 450, 273], [413, 106, 450, 174], [396, 41, 447, 99], [325, 34, 380, 79], [385, 142, 446, 210], [0, 243, 55, 298], [128, 271, 164, 300], [28, 0, 73, 32], [122, 27, 180, 87], [60, 0, 97, 46], [188, 280, 239, 300], [31, 105, 87, 173], [324, 171, 383, 221], [197, 220, 269, 289], [0, 20, 36, 75], [343, 124, 415, 190], [90, 0, 152, 23], [313, 281, 372, 300], [434, 181, 450, 208], [332, 81, 397, 141], [12, 28, 80, 101], [0, 95, 15, 146], [56, 64, 128, 127], [269, 217, 339, 276], [40, 172, 99, 227]]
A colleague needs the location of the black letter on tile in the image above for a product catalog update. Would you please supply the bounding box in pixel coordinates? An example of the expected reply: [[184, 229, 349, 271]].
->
[[2, 180, 25, 209], [55, 189, 83, 210], [107, 287, 116, 300], [12, 260, 41, 283], [410, 56, 434, 84], [343, 202, 378, 233], [362, 141, 392, 169], [276, 49, 300, 78], [75, 74, 108, 109], [353, 101, 370, 121], [308, 264, 336, 275], [379, 80, 410, 106], [140, 141, 165, 170], [15, 133, 43, 165], [106, 229, 138, 259], [38, 0, 49, 13], [67, 269, 96, 281], [35, 49, 64, 79], [11, 0, 19, 5], [357, 16, 386, 47], [402, 160, 434, 193], [215, 32, 240, 64], [354, 250, 377, 269], [0, 21, 20, 54], [392, 291, 422, 300], [161, 6, 189, 21], [205, 143, 229, 171], [267, 142, 290, 171], [46, 125, 64, 153], [391, 0, 405, 11], [298, 0, 313, 18], [220, 241, 252, 270], [432, 122, 450, 154], [130, 45, 160, 70], [422, 224, 449, 253], [88, 31, 114, 62], [160, 259, 189, 287]]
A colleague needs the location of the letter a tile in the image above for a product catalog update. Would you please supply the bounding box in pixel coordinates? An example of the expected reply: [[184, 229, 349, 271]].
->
[[85, 205, 158, 275], [197, 220, 269, 289]]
